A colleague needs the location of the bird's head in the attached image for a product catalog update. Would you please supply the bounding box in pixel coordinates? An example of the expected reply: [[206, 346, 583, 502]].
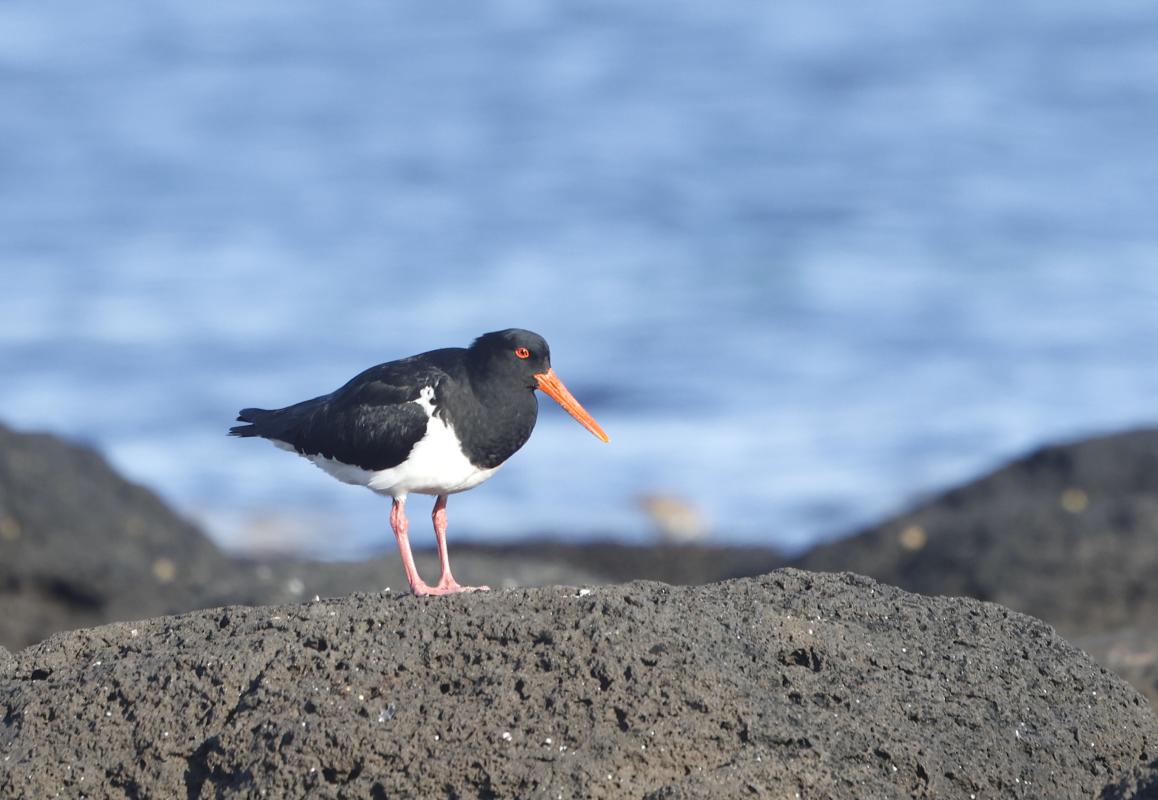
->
[[470, 329, 609, 443]]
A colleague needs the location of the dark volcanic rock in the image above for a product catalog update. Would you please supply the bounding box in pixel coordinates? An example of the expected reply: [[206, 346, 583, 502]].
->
[[794, 429, 1158, 638], [1075, 627, 1158, 707], [2, 570, 1156, 799], [0, 423, 237, 649], [1103, 763, 1158, 800], [7, 418, 1158, 718], [456, 539, 785, 585]]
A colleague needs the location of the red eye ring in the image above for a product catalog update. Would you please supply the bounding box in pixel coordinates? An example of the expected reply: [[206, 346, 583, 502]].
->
[[515, 347, 531, 359]]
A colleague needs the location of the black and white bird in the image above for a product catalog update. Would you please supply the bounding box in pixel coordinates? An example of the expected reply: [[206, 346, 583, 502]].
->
[[229, 329, 608, 596]]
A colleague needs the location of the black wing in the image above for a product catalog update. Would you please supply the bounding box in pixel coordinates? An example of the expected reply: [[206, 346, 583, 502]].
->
[[230, 354, 459, 471]]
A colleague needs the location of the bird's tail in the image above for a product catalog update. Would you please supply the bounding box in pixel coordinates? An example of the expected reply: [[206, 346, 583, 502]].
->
[[228, 408, 275, 438]]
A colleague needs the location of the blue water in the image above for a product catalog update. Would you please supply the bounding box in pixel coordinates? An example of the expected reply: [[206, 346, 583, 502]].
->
[[2, 1, 1158, 557]]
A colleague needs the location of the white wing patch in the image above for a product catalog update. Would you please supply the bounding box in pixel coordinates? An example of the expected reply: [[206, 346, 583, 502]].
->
[[271, 385, 499, 499]]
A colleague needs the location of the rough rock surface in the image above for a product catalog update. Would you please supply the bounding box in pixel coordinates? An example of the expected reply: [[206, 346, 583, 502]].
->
[[794, 428, 1158, 638], [2, 570, 1156, 799], [456, 539, 784, 586], [1075, 627, 1158, 708], [7, 421, 1158, 709]]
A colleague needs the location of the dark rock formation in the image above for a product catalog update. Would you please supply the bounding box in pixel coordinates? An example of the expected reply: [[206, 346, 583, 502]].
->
[[794, 429, 1158, 638], [455, 539, 784, 586], [1074, 627, 1158, 708], [2, 570, 1155, 799], [0, 423, 236, 649], [5, 420, 1158, 711]]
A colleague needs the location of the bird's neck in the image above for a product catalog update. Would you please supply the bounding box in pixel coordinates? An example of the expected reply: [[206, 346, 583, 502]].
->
[[450, 385, 539, 470]]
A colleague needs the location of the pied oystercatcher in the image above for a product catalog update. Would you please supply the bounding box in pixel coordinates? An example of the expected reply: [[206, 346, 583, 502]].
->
[[229, 329, 608, 595]]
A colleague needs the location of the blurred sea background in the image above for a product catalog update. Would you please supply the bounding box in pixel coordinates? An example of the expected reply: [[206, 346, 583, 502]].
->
[[1, 0, 1157, 558]]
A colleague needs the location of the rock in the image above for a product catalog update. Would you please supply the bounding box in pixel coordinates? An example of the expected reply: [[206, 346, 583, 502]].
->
[[7, 418, 1158, 720], [0, 422, 238, 650], [794, 429, 1158, 638], [455, 539, 785, 585], [1103, 765, 1158, 800], [2, 570, 1155, 799], [242, 549, 607, 606], [0, 646, 12, 680], [1073, 626, 1158, 706]]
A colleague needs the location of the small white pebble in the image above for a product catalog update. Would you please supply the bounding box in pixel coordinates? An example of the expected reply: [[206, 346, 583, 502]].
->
[[434, 735, 440, 741], [129, 629, 138, 637], [577, 588, 592, 597], [545, 738, 552, 745], [501, 732, 512, 742]]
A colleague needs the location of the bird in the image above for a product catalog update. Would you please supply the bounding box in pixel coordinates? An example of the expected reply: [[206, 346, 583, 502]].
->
[[229, 329, 608, 596]]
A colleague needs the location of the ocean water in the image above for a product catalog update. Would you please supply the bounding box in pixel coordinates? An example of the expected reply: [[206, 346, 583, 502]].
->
[[2, 0, 1157, 557]]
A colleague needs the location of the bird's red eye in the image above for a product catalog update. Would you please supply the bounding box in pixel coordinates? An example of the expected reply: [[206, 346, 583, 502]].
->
[[515, 347, 531, 359]]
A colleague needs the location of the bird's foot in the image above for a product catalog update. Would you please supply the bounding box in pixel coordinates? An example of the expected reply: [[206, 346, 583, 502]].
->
[[411, 580, 490, 597]]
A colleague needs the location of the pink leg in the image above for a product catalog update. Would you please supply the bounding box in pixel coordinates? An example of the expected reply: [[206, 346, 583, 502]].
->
[[432, 495, 489, 594], [390, 498, 436, 596]]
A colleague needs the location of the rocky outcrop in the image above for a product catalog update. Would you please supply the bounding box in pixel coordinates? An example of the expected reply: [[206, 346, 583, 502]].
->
[[0, 423, 236, 649], [794, 428, 1158, 638], [2, 570, 1155, 799], [5, 421, 1158, 709]]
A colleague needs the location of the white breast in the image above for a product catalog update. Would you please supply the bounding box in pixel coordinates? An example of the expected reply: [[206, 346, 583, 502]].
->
[[274, 386, 499, 500]]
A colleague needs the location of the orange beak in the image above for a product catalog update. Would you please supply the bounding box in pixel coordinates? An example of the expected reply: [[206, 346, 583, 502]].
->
[[534, 368, 610, 443]]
